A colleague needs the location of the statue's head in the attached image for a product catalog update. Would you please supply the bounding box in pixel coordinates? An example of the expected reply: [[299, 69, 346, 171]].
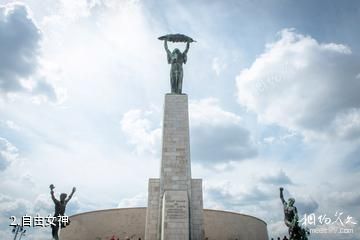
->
[[172, 48, 181, 56], [60, 193, 67, 201], [288, 197, 295, 206]]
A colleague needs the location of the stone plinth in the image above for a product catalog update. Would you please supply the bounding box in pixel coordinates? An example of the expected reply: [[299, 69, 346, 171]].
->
[[145, 94, 204, 240], [160, 94, 192, 193]]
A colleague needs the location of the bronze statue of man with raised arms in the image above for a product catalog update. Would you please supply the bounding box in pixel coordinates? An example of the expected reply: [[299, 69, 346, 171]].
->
[[50, 184, 76, 240]]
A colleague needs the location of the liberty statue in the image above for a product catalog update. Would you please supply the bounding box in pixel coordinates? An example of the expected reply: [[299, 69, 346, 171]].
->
[[159, 34, 195, 94]]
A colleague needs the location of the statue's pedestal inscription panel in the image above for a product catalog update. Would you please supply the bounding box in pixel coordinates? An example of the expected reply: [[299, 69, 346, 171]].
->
[[165, 199, 187, 220], [161, 191, 189, 240]]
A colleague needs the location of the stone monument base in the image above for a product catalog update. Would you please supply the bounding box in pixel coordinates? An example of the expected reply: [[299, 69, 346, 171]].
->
[[145, 178, 204, 240]]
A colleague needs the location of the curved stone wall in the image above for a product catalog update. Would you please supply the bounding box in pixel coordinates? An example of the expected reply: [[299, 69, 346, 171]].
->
[[61, 208, 268, 240], [203, 209, 268, 240], [61, 208, 146, 240]]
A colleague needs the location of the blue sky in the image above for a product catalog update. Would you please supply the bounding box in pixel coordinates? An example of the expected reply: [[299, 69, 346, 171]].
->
[[0, 0, 360, 239]]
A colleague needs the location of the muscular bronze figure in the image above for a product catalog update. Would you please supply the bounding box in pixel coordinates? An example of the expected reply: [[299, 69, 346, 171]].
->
[[50, 184, 76, 240], [280, 187, 310, 240]]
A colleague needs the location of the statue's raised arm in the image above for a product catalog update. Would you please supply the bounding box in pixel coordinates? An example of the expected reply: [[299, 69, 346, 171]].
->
[[183, 42, 190, 55], [50, 184, 58, 204], [66, 187, 76, 203], [183, 42, 190, 64], [280, 187, 287, 206], [164, 40, 171, 64]]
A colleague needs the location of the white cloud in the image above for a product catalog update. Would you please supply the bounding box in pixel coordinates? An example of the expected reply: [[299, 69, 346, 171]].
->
[[32, 194, 54, 215], [190, 98, 242, 126], [57, 0, 94, 19], [333, 108, 360, 140], [190, 98, 256, 164], [0, 3, 40, 92], [325, 191, 360, 208], [0, 137, 19, 171], [121, 98, 257, 165], [0, 194, 31, 238], [236, 29, 360, 140], [203, 179, 278, 220], [0, 194, 30, 217], [0, 120, 21, 131], [263, 136, 276, 144], [212, 57, 227, 76], [38, 0, 166, 108], [260, 170, 293, 185], [5, 120, 21, 131], [0, 3, 60, 102], [120, 109, 161, 155], [117, 193, 147, 208]]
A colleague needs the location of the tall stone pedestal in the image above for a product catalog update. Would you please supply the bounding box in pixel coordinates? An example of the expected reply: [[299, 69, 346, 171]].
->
[[145, 94, 204, 240]]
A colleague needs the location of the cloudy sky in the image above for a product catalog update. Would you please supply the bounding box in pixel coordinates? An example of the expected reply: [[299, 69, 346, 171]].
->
[[0, 0, 360, 239]]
